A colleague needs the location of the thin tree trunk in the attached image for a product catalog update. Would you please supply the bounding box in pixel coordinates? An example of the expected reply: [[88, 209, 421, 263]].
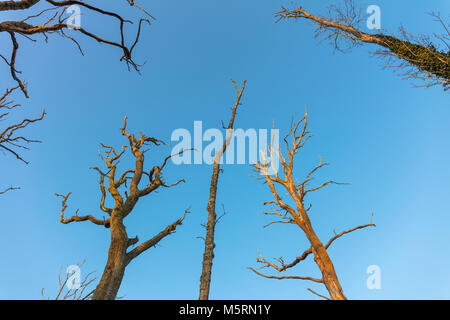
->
[[198, 163, 220, 300], [198, 80, 246, 300]]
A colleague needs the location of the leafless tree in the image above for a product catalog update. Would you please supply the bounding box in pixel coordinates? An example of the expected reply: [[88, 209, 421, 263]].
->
[[0, 0, 152, 98], [56, 117, 190, 300], [249, 110, 375, 300], [0, 86, 44, 194], [41, 260, 96, 300], [198, 79, 247, 300], [275, 0, 449, 90]]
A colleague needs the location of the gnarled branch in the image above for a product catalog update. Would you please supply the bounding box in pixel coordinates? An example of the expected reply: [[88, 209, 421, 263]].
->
[[56, 192, 111, 227], [0, 0, 153, 97]]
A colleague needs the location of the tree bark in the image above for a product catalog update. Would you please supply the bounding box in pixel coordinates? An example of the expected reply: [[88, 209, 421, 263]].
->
[[275, 4, 450, 89], [300, 215, 346, 300], [198, 80, 246, 300], [92, 216, 129, 300], [0, 0, 40, 11], [198, 163, 220, 300]]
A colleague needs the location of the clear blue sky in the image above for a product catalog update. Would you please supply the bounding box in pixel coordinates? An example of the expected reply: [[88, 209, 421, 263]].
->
[[0, 0, 449, 299]]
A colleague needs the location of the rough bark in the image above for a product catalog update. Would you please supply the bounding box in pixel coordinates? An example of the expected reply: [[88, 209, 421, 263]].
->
[[300, 213, 345, 300], [0, 0, 40, 11], [92, 216, 129, 300], [198, 79, 247, 300], [249, 110, 375, 300], [57, 117, 189, 300]]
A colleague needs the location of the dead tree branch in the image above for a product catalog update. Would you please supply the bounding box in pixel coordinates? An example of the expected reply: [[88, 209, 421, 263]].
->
[[0, 86, 44, 194], [0, 86, 45, 163], [275, 0, 450, 90], [0, 186, 20, 194], [0, 0, 153, 97]]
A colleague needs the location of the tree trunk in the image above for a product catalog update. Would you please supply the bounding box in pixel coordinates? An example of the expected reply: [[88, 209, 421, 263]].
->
[[198, 80, 246, 300], [199, 163, 220, 300], [92, 216, 128, 300], [301, 217, 346, 300]]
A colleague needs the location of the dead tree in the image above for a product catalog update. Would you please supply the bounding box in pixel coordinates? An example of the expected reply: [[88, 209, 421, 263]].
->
[[198, 79, 247, 300], [56, 117, 189, 300], [0, 86, 44, 194], [0, 0, 152, 98], [249, 111, 375, 300], [275, 0, 450, 90]]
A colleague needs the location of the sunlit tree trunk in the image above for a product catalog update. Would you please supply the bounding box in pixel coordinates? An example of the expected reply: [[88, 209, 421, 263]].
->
[[199, 79, 247, 300]]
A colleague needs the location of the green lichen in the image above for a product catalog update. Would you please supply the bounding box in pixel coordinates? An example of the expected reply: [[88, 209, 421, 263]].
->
[[374, 34, 450, 84]]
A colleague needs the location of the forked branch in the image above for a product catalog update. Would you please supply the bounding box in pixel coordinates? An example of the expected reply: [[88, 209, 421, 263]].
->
[[56, 192, 111, 227], [0, 1, 153, 97], [126, 207, 190, 263], [0, 86, 45, 164]]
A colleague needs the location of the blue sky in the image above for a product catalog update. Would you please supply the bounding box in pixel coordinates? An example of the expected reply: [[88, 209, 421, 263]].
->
[[0, 0, 449, 299]]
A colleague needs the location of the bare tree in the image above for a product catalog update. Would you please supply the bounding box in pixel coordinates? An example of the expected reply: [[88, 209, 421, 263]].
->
[[0, 86, 44, 194], [249, 111, 375, 300], [198, 79, 247, 300], [41, 260, 96, 300], [56, 117, 190, 300], [0, 0, 152, 98], [275, 0, 450, 90]]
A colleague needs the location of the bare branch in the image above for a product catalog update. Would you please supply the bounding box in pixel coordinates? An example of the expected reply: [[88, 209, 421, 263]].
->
[[0, 86, 45, 163], [268, 218, 376, 272], [0, 0, 151, 97], [42, 259, 97, 300], [56, 192, 110, 227], [307, 288, 330, 300], [275, 1, 450, 90], [248, 267, 323, 283], [0, 0, 40, 11], [126, 207, 190, 263], [0, 186, 20, 195]]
